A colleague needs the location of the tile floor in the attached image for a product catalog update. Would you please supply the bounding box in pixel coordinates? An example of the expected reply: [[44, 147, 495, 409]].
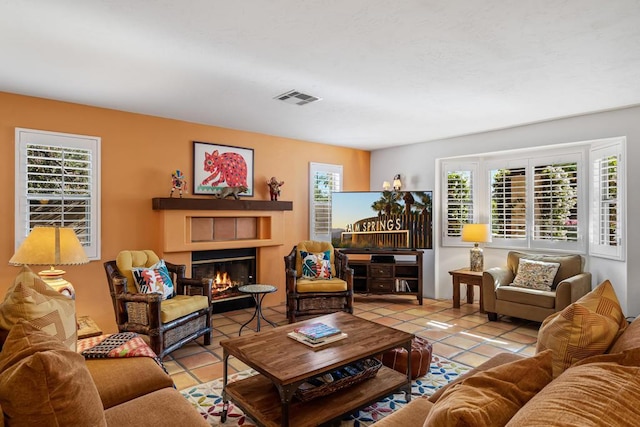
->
[[165, 295, 540, 390]]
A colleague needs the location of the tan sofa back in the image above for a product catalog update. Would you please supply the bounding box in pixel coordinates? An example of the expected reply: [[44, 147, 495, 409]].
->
[[507, 251, 583, 288]]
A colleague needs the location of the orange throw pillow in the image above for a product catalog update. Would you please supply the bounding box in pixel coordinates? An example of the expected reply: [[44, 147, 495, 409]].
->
[[536, 280, 627, 377], [424, 350, 553, 427], [0, 321, 106, 426]]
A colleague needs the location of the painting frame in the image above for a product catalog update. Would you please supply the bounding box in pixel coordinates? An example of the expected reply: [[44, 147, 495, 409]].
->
[[192, 141, 254, 196]]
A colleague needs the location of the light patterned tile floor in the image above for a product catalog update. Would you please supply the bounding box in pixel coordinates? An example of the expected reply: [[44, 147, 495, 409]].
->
[[164, 295, 540, 390]]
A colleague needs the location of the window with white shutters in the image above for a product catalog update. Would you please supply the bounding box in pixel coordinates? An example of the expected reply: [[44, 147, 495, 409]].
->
[[442, 162, 478, 245], [590, 139, 625, 260], [309, 162, 342, 241], [532, 162, 578, 243], [490, 166, 527, 242], [441, 145, 594, 253], [15, 128, 101, 259]]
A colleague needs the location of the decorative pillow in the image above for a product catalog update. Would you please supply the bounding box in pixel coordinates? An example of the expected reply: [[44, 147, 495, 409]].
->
[[536, 279, 627, 378], [131, 259, 175, 300], [424, 350, 553, 427], [609, 316, 640, 354], [0, 320, 107, 426], [511, 258, 560, 291], [301, 250, 332, 279], [0, 266, 77, 351], [505, 362, 640, 426]]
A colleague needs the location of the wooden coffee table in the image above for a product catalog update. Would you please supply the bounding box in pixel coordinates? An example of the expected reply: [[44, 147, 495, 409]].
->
[[220, 311, 414, 427]]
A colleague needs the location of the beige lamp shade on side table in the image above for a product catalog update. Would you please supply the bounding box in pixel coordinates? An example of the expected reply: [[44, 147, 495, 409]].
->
[[9, 226, 89, 298]]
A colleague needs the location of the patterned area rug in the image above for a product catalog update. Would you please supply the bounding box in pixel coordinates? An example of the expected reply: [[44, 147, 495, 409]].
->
[[180, 354, 471, 426]]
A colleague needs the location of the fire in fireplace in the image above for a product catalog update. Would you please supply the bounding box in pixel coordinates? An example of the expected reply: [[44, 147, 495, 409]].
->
[[192, 248, 257, 312]]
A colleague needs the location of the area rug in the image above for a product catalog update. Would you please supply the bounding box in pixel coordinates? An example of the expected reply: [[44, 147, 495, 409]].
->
[[180, 354, 471, 426]]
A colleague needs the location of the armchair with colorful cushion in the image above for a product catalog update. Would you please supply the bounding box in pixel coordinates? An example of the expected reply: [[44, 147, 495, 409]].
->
[[284, 240, 354, 323], [103, 250, 212, 358]]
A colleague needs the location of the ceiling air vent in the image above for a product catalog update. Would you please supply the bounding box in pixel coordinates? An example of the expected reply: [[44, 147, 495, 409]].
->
[[274, 90, 322, 106]]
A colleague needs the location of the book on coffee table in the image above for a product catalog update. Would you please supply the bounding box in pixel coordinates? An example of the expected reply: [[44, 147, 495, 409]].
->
[[288, 331, 348, 348], [294, 322, 342, 342]]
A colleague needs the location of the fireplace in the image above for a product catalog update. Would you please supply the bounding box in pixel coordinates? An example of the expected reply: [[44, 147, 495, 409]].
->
[[192, 248, 257, 313]]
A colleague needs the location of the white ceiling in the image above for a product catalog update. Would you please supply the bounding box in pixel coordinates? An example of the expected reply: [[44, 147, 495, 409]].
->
[[2, 1, 640, 150]]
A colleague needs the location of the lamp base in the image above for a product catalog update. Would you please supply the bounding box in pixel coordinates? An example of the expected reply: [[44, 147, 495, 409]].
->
[[469, 245, 484, 272], [38, 269, 75, 299]]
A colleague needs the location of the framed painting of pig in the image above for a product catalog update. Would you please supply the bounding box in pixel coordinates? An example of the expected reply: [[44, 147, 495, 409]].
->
[[193, 141, 254, 196]]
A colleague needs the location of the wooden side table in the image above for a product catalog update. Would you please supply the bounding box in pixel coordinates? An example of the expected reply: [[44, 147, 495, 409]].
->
[[448, 269, 485, 313], [77, 315, 102, 339]]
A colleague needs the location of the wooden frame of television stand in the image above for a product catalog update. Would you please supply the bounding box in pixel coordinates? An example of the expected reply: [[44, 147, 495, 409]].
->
[[339, 249, 423, 305]]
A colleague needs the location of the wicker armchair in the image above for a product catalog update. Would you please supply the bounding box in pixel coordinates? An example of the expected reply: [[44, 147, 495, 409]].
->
[[103, 250, 212, 359], [284, 241, 354, 323]]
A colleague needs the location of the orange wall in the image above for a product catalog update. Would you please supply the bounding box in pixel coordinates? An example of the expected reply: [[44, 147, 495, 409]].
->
[[0, 91, 370, 333]]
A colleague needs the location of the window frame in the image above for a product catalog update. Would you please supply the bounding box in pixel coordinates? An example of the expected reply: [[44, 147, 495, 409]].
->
[[441, 161, 479, 246], [589, 138, 625, 260], [439, 140, 624, 255], [309, 162, 342, 242], [15, 128, 101, 260]]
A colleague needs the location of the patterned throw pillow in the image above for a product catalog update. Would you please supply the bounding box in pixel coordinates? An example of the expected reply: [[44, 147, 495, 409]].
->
[[536, 280, 627, 378], [0, 266, 77, 351], [301, 250, 332, 279], [131, 259, 175, 300], [511, 259, 560, 291]]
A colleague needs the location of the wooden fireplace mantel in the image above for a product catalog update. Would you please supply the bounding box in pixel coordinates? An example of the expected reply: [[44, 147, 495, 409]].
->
[[152, 197, 292, 211]]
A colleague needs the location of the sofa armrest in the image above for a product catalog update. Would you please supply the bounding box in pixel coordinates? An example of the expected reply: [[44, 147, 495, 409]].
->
[[482, 267, 514, 314], [86, 357, 174, 410], [554, 272, 592, 311], [428, 352, 525, 403]]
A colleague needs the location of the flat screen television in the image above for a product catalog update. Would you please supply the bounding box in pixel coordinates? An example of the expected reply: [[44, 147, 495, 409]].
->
[[331, 190, 433, 250]]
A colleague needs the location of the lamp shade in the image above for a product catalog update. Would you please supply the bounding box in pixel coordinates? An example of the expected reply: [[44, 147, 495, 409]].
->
[[461, 224, 491, 243], [9, 226, 89, 266]]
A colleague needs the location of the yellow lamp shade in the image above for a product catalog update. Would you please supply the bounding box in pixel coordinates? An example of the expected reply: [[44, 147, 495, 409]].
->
[[9, 226, 89, 266], [461, 224, 491, 244]]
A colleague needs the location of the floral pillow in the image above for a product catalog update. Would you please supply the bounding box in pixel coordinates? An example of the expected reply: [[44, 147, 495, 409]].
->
[[131, 259, 175, 300], [512, 258, 561, 291], [301, 250, 332, 279]]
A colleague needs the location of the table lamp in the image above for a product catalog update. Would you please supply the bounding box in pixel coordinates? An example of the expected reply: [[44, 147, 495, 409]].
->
[[461, 223, 491, 272], [9, 226, 89, 298]]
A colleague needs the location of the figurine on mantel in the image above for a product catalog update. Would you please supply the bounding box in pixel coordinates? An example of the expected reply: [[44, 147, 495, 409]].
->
[[170, 169, 188, 198], [267, 176, 285, 201], [216, 185, 248, 199]]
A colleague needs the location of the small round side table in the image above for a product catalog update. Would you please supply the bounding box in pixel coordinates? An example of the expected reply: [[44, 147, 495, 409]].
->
[[238, 284, 278, 335]]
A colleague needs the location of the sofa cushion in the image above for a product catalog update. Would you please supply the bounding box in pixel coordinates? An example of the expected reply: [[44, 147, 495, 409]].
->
[[365, 397, 434, 427], [536, 279, 627, 378], [428, 352, 525, 403], [506, 362, 640, 426], [511, 258, 560, 291], [609, 315, 640, 354], [85, 357, 175, 410], [296, 277, 348, 293], [0, 320, 106, 427], [495, 284, 556, 309], [572, 346, 640, 368], [423, 350, 553, 427], [0, 266, 77, 351], [507, 251, 582, 288], [160, 295, 210, 323], [104, 387, 209, 426]]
